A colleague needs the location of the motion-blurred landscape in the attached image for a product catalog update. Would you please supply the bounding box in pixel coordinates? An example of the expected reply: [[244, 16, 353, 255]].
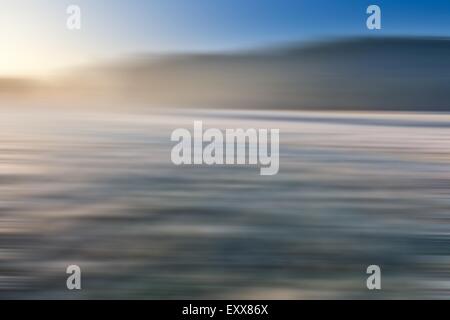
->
[[3, 37, 450, 111], [1, 30, 450, 299]]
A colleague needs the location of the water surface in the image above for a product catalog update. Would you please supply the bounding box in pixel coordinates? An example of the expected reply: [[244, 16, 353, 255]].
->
[[1, 108, 449, 299]]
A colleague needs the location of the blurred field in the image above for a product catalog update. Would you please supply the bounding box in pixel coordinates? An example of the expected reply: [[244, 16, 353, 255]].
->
[[1, 107, 449, 299]]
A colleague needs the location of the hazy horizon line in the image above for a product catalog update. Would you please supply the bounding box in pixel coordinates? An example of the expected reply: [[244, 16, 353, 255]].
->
[[3, 34, 450, 80]]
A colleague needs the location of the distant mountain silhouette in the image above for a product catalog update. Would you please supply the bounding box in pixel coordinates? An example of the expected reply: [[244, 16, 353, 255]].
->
[[3, 37, 450, 111]]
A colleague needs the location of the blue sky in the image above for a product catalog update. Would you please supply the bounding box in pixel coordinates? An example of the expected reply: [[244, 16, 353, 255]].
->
[[79, 0, 450, 51], [1, 0, 450, 75]]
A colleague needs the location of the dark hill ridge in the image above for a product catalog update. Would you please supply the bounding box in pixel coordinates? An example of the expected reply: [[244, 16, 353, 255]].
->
[[3, 37, 450, 111], [100, 37, 450, 110]]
